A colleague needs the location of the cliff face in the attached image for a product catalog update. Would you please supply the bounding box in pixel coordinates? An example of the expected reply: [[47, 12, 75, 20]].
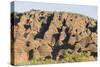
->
[[11, 9, 97, 65]]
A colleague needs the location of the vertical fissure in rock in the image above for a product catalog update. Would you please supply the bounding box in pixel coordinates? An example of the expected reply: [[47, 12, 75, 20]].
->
[[34, 14, 54, 39], [28, 49, 33, 60]]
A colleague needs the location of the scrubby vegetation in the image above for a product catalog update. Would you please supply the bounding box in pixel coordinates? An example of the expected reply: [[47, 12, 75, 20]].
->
[[25, 51, 96, 65]]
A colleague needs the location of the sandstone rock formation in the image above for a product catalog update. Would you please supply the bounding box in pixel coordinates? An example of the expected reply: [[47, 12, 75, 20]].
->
[[11, 9, 97, 65]]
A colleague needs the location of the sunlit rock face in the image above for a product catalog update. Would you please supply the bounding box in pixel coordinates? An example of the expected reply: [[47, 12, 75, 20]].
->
[[11, 9, 97, 65]]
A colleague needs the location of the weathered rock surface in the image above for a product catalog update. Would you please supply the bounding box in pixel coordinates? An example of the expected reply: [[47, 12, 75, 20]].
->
[[11, 9, 97, 65]]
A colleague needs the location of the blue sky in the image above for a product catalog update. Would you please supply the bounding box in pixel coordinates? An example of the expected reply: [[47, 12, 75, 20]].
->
[[11, 1, 97, 19]]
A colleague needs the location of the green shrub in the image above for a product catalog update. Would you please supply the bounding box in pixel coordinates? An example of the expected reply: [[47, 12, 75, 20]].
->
[[64, 52, 95, 62]]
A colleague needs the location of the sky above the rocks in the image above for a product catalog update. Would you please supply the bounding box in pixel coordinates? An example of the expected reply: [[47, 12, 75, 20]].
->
[[11, 1, 97, 19]]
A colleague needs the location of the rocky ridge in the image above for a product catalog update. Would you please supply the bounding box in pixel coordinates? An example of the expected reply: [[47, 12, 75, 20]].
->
[[11, 9, 97, 65]]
